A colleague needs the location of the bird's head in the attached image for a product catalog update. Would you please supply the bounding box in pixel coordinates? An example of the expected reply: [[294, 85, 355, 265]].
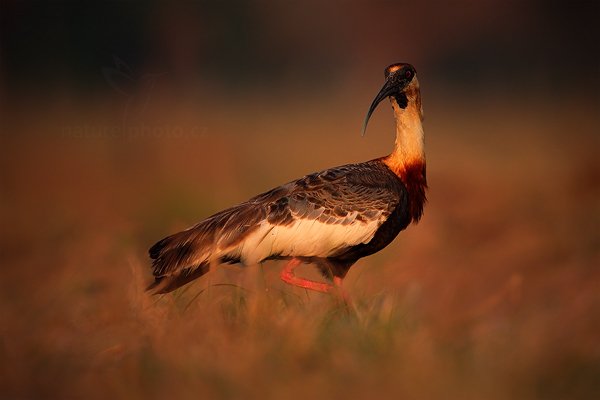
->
[[362, 63, 422, 135]]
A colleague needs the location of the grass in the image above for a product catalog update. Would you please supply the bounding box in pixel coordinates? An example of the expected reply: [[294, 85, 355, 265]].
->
[[1, 90, 599, 399]]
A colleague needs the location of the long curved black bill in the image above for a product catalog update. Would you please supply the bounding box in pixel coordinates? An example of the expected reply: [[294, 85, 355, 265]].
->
[[361, 80, 398, 136]]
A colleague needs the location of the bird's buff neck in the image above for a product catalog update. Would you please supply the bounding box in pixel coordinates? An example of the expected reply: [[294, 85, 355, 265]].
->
[[384, 94, 425, 175], [383, 86, 427, 222]]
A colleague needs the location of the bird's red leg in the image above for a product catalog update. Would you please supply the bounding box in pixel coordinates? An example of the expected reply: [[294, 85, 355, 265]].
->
[[280, 258, 333, 293], [333, 276, 351, 304]]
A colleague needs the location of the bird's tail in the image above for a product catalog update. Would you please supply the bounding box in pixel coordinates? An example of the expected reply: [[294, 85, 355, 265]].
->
[[147, 203, 265, 294], [146, 230, 213, 294]]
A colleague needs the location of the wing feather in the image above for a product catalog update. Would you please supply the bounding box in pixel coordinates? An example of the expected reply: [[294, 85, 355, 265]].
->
[[237, 161, 404, 262]]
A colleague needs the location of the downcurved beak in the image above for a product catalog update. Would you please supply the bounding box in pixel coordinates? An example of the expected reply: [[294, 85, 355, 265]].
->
[[361, 76, 409, 136]]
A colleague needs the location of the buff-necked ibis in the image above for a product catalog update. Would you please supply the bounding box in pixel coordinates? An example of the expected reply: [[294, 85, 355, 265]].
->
[[148, 63, 427, 295]]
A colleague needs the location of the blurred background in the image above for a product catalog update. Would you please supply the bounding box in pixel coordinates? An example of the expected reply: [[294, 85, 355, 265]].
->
[[1, 1, 599, 399]]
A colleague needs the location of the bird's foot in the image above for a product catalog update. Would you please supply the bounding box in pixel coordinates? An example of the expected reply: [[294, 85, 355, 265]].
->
[[280, 258, 335, 293], [280, 259, 351, 306]]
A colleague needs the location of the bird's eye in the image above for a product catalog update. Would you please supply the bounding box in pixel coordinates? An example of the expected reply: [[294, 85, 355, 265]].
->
[[405, 70, 412, 78]]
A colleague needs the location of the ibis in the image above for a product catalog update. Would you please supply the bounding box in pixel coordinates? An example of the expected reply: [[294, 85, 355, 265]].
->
[[148, 63, 427, 295]]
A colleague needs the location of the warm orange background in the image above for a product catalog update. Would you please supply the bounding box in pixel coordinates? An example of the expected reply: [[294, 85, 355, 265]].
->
[[1, 1, 599, 399]]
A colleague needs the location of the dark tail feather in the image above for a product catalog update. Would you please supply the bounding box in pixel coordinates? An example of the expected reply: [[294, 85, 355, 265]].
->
[[146, 263, 210, 294], [147, 228, 214, 294], [146, 202, 267, 294], [149, 236, 170, 260]]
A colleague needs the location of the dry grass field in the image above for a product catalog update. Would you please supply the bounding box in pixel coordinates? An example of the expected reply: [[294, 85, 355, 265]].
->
[[1, 87, 599, 399]]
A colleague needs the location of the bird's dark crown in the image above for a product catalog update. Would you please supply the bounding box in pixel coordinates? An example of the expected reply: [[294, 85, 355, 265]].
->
[[384, 63, 416, 80]]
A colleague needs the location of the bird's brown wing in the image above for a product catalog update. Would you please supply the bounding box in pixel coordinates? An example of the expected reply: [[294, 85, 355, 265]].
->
[[246, 161, 405, 260], [291, 163, 403, 225]]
